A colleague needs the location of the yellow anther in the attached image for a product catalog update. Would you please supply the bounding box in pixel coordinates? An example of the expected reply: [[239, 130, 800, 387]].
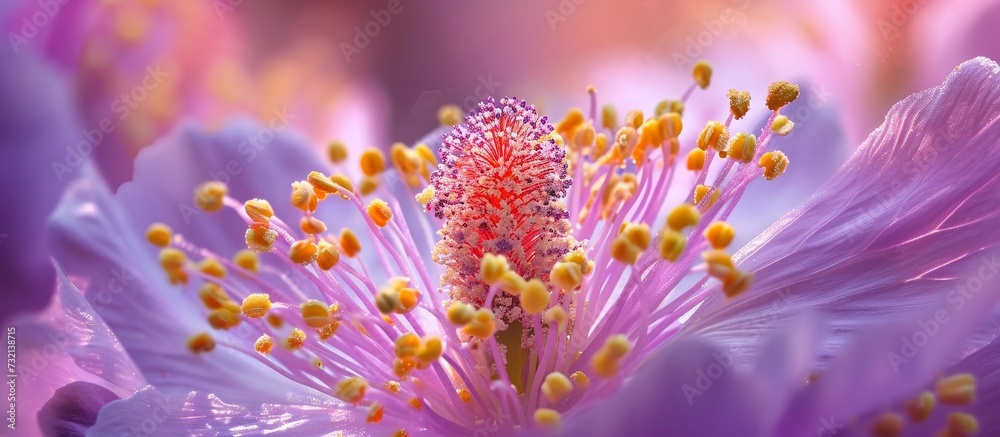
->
[[541, 372, 574, 403], [416, 336, 443, 367], [408, 398, 423, 410], [233, 249, 259, 273], [207, 308, 240, 330], [603, 335, 632, 359], [198, 258, 226, 278], [594, 133, 610, 158], [339, 229, 362, 257], [624, 110, 643, 130], [359, 147, 387, 177], [521, 279, 551, 315], [335, 377, 368, 404], [550, 261, 583, 291], [393, 430, 410, 437], [385, 381, 402, 394], [267, 314, 283, 328], [693, 184, 720, 209], [253, 334, 273, 355], [696, 121, 728, 151], [367, 199, 393, 227], [574, 124, 596, 150], [759, 151, 789, 180], [722, 270, 754, 298], [692, 60, 712, 89], [498, 270, 526, 296], [391, 143, 422, 177], [766, 81, 800, 111], [187, 332, 215, 353], [562, 250, 594, 275], [396, 287, 419, 313], [611, 236, 643, 265], [166, 269, 188, 285], [704, 221, 735, 249], [159, 247, 186, 271], [545, 306, 567, 331], [376, 288, 399, 314], [591, 335, 632, 378], [241, 293, 272, 318], [940, 412, 979, 437], [283, 328, 307, 350], [569, 371, 591, 390], [416, 186, 435, 205], [245, 227, 278, 253], [244, 198, 274, 225], [871, 413, 903, 437], [198, 283, 230, 310], [905, 391, 935, 423], [145, 223, 172, 247], [394, 333, 420, 358], [439, 104, 464, 127], [724, 132, 757, 162], [463, 308, 496, 339], [936, 373, 976, 405], [601, 104, 617, 130], [299, 216, 327, 235], [727, 89, 751, 120], [771, 115, 794, 136], [667, 203, 700, 231], [414, 143, 437, 166], [659, 113, 683, 139], [366, 402, 384, 424], [393, 357, 416, 378], [318, 321, 340, 340], [658, 229, 687, 262], [457, 389, 472, 403], [194, 181, 227, 212], [703, 249, 736, 277], [686, 149, 706, 171], [329, 174, 355, 199], [327, 140, 349, 163], [359, 176, 379, 196], [288, 239, 318, 264], [305, 171, 337, 200], [480, 253, 509, 285], [556, 108, 585, 135], [290, 181, 318, 212], [622, 222, 652, 249], [300, 299, 331, 329], [534, 408, 561, 430], [446, 302, 475, 325]]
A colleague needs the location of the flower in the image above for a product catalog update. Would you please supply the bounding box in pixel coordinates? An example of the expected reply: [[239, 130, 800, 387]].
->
[[41, 57, 1000, 436]]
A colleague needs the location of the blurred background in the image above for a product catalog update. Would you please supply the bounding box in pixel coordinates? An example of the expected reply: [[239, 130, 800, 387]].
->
[[2, 0, 999, 322]]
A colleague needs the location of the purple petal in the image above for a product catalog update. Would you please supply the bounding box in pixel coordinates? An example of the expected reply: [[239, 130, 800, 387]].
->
[[37, 381, 119, 437]]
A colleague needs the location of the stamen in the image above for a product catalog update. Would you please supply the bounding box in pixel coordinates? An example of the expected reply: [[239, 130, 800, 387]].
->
[[447, 302, 475, 325], [288, 239, 318, 264], [591, 335, 632, 378], [457, 389, 472, 403], [541, 372, 573, 402], [367, 403, 384, 423], [550, 261, 583, 291], [416, 336, 443, 368], [199, 283, 231, 309], [145, 223, 172, 247], [905, 391, 935, 422], [658, 230, 686, 262], [244, 198, 274, 225], [367, 199, 393, 228], [601, 104, 617, 131], [696, 121, 728, 152], [534, 408, 561, 430], [759, 151, 789, 180], [327, 140, 349, 164], [339, 229, 362, 258], [521, 279, 552, 315], [245, 227, 278, 253], [686, 149, 706, 171], [463, 308, 496, 339], [240, 293, 272, 318], [207, 308, 240, 330], [611, 223, 651, 265], [395, 333, 420, 358], [703, 222, 735, 249], [666, 204, 700, 231], [233, 249, 259, 272], [569, 371, 590, 390], [765, 81, 800, 111], [439, 104, 464, 127], [194, 181, 227, 212], [692, 60, 712, 89], [186, 332, 215, 353], [284, 328, 307, 350], [727, 89, 751, 120], [197, 258, 226, 278], [254, 335, 273, 355], [300, 216, 327, 234], [291, 181, 319, 212], [940, 412, 979, 437], [724, 132, 757, 162], [870, 413, 903, 437], [335, 377, 368, 404], [936, 373, 976, 405], [300, 300, 331, 329], [771, 115, 794, 136]]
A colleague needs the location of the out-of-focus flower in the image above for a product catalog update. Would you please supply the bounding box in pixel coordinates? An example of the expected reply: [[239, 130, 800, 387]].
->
[[41, 57, 1000, 435]]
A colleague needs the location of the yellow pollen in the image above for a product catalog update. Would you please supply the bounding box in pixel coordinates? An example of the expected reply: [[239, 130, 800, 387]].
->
[[145, 223, 172, 247], [871, 413, 903, 437], [396, 287, 419, 313], [533, 408, 561, 430], [555, 108, 585, 137], [692, 60, 712, 89], [416, 186, 435, 205], [198, 283, 230, 310], [601, 104, 617, 131], [367, 402, 384, 424], [594, 133, 610, 158], [395, 333, 420, 358], [361, 177, 381, 197], [283, 328, 307, 350], [300, 216, 327, 235], [936, 373, 976, 405], [339, 229, 362, 257], [194, 181, 227, 212], [591, 335, 632, 378], [658, 229, 687, 262], [288, 239, 318, 264], [446, 302, 475, 325], [233, 250, 259, 273], [498, 270, 527, 296], [723, 270, 754, 298], [391, 143, 422, 179], [329, 174, 355, 199], [254, 334, 273, 355], [456, 389, 472, 403], [159, 247, 186, 271], [697, 121, 728, 151], [335, 377, 368, 404], [521, 279, 551, 315], [438, 104, 464, 127], [315, 241, 341, 271], [704, 222, 735, 249], [393, 357, 416, 378], [463, 308, 496, 339], [414, 143, 437, 167], [241, 293, 272, 318], [186, 332, 215, 353], [304, 171, 335, 200], [766, 81, 800, 111], [905, 391, 935, 423], [686, 149, 706, 171], [327, 140, 349, 163], [300, 299, 331, 329], [376, 288, 399, 314], [940, 412, 979, 437], [367, 199, 393, 227], [384, 381, 401, 394], [408, 398, 423, 410], [244, 198, 274, 225], [624, 110, 643, 130], [574, 124, 596, 150], [771, 115, 795, 136], [550, 261, 584, 291], [667, 203, 700, 231], [359, 148, 387, 177], [541, 372, 573, 402], [659, 113, 683, 139], [290, 181, 318, 212], [198, 258, 226, 278], [569, 371, 591, 390], [267, 314, 283, 328], [393, 430, 409, 437], [693, 184, 720, 209], [611, 223, 652, 265], [725, 132, 757, 162], [245, 227, 278, 253], [563, 250, 594, 275], [207, 308, 240, 330], [318, 321, 340, 340], [727, 89, 751, 119], [544, 306, 568, 331], [416, 336, 443, 368], [480, 253, 509, 285], [759, 151, 789, 180]]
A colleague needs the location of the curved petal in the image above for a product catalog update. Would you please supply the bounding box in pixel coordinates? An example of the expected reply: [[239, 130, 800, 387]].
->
[[38, 381, 120, 437], [686, 57, 1000, 366]]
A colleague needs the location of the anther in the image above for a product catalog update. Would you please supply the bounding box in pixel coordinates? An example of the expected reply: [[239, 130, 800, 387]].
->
[[254, 334, 273, 355], [396, 287, 419, 314], [207, 309, 240, 330], [686, 149, 706, 171], [766, 81, 800, 111], [446, 302, 475, 325], [233, 249, 259, 273], [480, 254, 509, 285], [329, 174, 355, 199], [159, 247, 187, 271], [199, 283, 230, 309], [376, 288, 399, 315], [569, 371, 590, 390], [667, 204, 700, 231], [521, 279, 551, 315], [198, 258, 226, 278], [318, 321, 340, 340], [697, 121, 728, 151], [394, 333, 420, 358], [545, 306, 567, 331], [550, 261, 584, 291], [367, 403, 384, 424], [704, 222, 735, 249], [759, 151, 789, 180], [462, 308, 496, 339], [498, 270, 526, 296], [415, 336, 443, 368], [367, 199, 393, 227], [194, 181, 227, 212], [542, 372, 573, 403], [693, 184, 720, 209], [291, 181, 318, 212], [301, 216, 327, 234], [940, 412, 979, 437], [905, 391, 935, 422], [692, 60, 712, 89], [145, 223, 172, 247], [659, 229, 687, 262], [936, 373, 976, 405], [241, 293, 272, 318], [339, 229, 362, 257], [601, 104, 617, 131], [284, 328, 307, 350], [871, 413, 903, 437], [335, 377, 368, 404], [187, 332, 215, 353], [727, 89, 751, 119], [624, 110, 643, 130], [359, 148, 387, 177], [725, 132, 757, 162], [300, 299, 331, 329], [771, 115, 794, 136], [245, 227, 278, 253], [438, 104, 464, 127], [562, 250, 594, 275], [556, 108, 585, 136], [288, 239, 318, 264], [534, 408, 561, 430], [457, 389, 472, 403], [327, 140, 349, 164], [611, 223, 651, 265], [244, 198, 274, 225], [591, 335, 632, 378]]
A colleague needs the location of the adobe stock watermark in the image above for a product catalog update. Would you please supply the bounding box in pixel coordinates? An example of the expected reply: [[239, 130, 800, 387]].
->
[[545, 0, 586, 31], [340, 0, 411, 64], [886, 253, 1000, 372], [875, 0, 930, 64], [7, 0, 69, 54], [177, 108, 295, 225], [410, 74, 502, 118], [667, 0, 751, 73], [51, 64, 170, 182]]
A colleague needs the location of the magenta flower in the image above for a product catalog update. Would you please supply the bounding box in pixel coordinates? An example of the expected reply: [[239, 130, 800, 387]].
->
[[35, 57, 1000, 437]]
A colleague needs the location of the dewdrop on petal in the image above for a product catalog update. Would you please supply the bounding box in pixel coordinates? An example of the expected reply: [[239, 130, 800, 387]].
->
[[194, 181, 227, 212], [771, 115, 794, 136], [692, 60, 712, 89]]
